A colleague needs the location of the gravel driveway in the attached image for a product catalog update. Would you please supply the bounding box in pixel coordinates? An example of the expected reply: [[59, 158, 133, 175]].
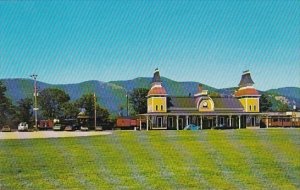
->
[[0, 131, 112, 140]]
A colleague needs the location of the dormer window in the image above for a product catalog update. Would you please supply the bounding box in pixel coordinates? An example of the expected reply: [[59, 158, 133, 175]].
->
[[203, 101, 208, 108]]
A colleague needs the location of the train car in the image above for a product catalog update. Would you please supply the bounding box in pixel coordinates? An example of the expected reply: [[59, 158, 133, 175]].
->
[[261, 112, 300, 128], [116, 117, 145, 130], [38, 119, 54, 130]]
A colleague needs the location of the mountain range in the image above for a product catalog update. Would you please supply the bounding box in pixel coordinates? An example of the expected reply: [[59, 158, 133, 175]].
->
[[1, 77, 299, 115]]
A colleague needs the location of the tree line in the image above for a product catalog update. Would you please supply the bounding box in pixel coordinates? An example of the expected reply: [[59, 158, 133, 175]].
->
[[0, 81, 110, 127], [2, 80, 286, 128], [0, 81, 149, 128]]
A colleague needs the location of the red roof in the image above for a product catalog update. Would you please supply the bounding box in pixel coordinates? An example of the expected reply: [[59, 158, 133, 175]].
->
[[148, 86, 167, 96], [235, 88, 259, 97]]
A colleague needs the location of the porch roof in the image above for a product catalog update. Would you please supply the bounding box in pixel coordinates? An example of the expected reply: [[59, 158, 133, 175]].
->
[[139, 112, 263, 117]]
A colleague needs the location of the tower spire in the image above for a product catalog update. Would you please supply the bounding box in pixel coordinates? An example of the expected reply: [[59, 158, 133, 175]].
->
[[238, 70, 254, 87]]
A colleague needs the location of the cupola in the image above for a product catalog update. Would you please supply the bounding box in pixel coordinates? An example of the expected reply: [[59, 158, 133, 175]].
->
[[147, 68, 167, 97], [235, 70, 259, 97]]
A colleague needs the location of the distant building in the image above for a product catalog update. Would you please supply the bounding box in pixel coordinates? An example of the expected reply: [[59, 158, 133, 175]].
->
[[140, 69, 263, 130]]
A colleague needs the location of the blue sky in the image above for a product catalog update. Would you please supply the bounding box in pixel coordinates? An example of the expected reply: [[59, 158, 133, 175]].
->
[[0, 1, 299, 90]]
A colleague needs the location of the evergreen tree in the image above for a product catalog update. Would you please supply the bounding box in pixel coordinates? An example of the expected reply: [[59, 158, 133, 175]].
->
[[17, 98, 33, 124], [0, 81, 16, 126], [260, 94, 273, 112], [129, 88, 148, 115]]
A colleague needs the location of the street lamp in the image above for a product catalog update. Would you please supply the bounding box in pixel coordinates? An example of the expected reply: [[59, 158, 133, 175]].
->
[[30, 74, 38, 130]]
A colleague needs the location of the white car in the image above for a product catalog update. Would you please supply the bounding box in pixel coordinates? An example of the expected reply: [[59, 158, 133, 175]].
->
[[80, 126, 89, 131], [18, 122, 29, 131]]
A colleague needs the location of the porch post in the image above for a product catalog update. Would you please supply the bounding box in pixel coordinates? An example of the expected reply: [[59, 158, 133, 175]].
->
[[238, 115, 241, 129], [186, 115, 189, 126], [139, 117, 142, 131], [176, 115, 179, 130], [200, 116, 203, 130], [266, 115, 269, 128], [215, 116, 218, 127], [146, 115, 149, 131], [229, 115, 232, 127]]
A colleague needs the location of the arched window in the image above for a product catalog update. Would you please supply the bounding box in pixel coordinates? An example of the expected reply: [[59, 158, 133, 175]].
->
[[161, 105, 163, 110], [156, 105, 158, 111]]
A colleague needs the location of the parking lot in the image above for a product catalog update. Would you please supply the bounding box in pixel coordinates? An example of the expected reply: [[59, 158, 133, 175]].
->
[[0, 131, 112, 140]]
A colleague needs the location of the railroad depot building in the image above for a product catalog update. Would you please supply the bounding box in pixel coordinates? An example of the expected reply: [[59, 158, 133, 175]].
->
[[141, 68, 262, 130]]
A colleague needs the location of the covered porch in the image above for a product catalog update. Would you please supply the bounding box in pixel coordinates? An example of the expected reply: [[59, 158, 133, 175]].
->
[[139, 112, 263, 130]]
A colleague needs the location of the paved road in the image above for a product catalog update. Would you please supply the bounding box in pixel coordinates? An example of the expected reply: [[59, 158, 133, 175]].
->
[[0, 131, 112, 140]]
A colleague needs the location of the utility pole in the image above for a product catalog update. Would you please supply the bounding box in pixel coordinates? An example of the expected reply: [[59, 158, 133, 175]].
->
[[94, 93, 97, 128], [30, 74, 38, 131], [126, 91, 129, 117]]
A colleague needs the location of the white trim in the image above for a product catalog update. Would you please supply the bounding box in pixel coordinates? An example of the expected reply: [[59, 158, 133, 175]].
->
[[151, 84, 162, 88], [197, 97, 215, 111], [239, 86, 256, 90], [236, 95, 261, 98], [148, 94, 168, 97]]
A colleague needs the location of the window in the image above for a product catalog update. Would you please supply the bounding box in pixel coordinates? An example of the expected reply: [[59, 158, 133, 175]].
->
[[249, 105, 252, 111], [161, 105, 163, 110], [157, 117, 163, 128], [156, 105, 158, 111], [203, 101, 208, 108], [254, 105, 256, 111]]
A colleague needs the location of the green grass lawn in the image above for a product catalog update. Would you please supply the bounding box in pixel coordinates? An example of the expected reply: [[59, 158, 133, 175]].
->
[[0, 129, 299, 189]]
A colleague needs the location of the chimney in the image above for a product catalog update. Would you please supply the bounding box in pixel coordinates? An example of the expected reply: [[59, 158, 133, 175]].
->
[[198, 84, 203, 93]]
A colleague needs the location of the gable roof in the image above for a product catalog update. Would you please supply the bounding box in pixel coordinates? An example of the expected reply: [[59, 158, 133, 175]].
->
[[167, 96, 244, 112], [168, 97, 196, 109], [212, 97, 244, 111]]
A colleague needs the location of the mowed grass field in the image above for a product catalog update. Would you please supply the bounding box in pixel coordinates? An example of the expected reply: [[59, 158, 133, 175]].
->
[[0, 129, 299, 189]]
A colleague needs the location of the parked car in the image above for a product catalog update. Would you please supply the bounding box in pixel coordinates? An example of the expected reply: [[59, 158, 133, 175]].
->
[[2, 125, 12, 132], [95, 126, 103, 131], [53, 124, 63, 131], [184, 124, 200, 130], [80, 126, 89, 131], [214, 124, 232, 130], [18, 122, 29, 131], [64, 124, 80, 131]]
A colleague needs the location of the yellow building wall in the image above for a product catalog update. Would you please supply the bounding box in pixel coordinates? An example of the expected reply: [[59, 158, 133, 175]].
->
[[147, 97, 167, 113], [147, 98, 153, 113], [239, 98, 259, 112]]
